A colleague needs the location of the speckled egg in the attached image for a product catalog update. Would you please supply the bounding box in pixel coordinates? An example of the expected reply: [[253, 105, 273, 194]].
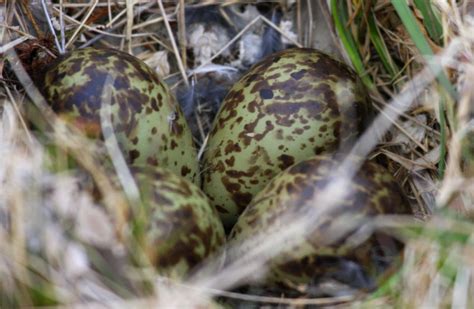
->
[[227, 155, 412, 286], [42, 47, 200, 185], [202, 48, 372, 229], [132, 166, 225, 279]]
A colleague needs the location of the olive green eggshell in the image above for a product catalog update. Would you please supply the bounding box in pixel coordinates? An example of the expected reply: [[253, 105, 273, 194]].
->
[[202, 48, 371, 229], [461, 131, 474, 177], [132, 166, 225, 279], [228, 155, 412, 286], [42, 47, 200, 185]]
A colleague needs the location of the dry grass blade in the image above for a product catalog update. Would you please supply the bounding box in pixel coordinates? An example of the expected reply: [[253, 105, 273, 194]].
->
[[260, 14, 302, 48], [99, 74, 140, 204], [65, 0, 99, 49], [157, 0, 188, 86], [374, 104, 429, 152], [0, 36, 29, 53], [2, 83, 32, 142], [178, 0, 187, 70], [40, 0, 63, 54], [59, 0, 65, 52], [158, 278, 360, 306]]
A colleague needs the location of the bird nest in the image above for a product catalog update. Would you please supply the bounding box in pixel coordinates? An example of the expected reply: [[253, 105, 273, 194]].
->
[[1, 0, 474, 307]]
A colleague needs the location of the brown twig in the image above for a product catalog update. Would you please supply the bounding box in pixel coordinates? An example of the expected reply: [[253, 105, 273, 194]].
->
[[157, 0, 188, 87], [19, 0, 43, 37]]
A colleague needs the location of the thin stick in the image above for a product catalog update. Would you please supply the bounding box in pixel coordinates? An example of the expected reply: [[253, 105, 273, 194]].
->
[[11, 182, 28, 298], [178, 0, 187, 71], [12, 8, 28, 35], [188, 16, 262, 77], [106, 8, 127, 29], [204, 288, 355, 306], [162, 277, 359, 306], [0, 24, 34, 39], [41, 0, 64, 54], [52, 1, 150, 8], [59, 0, 65, 52], [19, 0, 43, 37], [296, 0, 302, 44], [306, 0, 313, 46], [260, 15, 302, 48], [100, 75, 140, 202], [52, 6, 153, 39], [373, 104, 429, 152], [3, 84, 33, 142], [148, 35, 173, 52], [374, 100, 441, 136], [129, 1, 177, 34], [126, 0, 134, 53], [197, 134, 209, 161], [65, 0, 99, 49], [107, 0, 113, 24], [73, 3, 156, 48], [157, 0, 189, 87], [194, 110, 206, 144], [0, 36, 29, 54]]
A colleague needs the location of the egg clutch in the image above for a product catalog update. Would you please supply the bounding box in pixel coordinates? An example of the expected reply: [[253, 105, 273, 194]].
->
[[40, 47, 412, 289]]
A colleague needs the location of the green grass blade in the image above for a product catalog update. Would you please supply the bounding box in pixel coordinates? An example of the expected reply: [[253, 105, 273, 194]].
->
[[330, 0, 374, 90], [390, 0, 457, 100], [369, 265, 402, 299], [367, 9, 400, 79], [413, 0, 443, 44]]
